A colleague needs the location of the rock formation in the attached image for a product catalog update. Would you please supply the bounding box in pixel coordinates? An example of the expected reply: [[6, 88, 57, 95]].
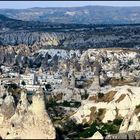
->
[[70, 70, 76, 88], [62, 70, 69, 88], [89, 61, 101, 93], [0, 88, 56, 139], [72, 85, 140, 125], [88, 131, 103, 139], [119, 108, 140, 133], [105, 131, 140, 139], [1, 93, 15, 120]]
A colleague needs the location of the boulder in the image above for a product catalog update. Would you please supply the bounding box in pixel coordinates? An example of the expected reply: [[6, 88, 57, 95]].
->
[[88, 131, 103, 139]]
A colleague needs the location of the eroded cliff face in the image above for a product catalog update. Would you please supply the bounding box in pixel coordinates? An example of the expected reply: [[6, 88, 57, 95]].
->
[[1, 21, 140, 68], [0, 87, 56, 139], [72, 85, 140, 130], [0, 30, 121, 48], [1, 22, 140, 49]]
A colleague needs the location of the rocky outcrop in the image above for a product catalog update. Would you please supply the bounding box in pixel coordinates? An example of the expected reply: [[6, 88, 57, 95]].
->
[[89, 75, 100, 94], [72, 85, 140, 125], [119, 109, 140, 133], [0, 88, 56, 139], [105, 131, 140, 139], [62, 71, 69, 89], [52, 88, 82, 102], [1, 20, 140, 50], [1, 93, 15, 120], [88, 131, 103, 139], [70, 70, 76, 88]]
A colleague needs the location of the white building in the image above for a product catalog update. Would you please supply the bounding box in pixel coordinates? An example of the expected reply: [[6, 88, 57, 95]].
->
[[20, 73, 36, 86], [24, 85, 45, 92]]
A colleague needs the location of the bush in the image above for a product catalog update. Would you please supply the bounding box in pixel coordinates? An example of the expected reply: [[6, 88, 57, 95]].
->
[[81, 93, 89, 100], [62, 101, 70, 107], [98, 109, 104, 116], [45, 84, 51, 91], [113, 118, 123, 126], [21, 80, 26, 86], [136, 104, 140, 109], [78, 122, 98, 138], [62, 101, 81, 108], [4, 83, 18, 90], [98, 92, 104, 98], [100, 123, 119, 135], [76, 121, 120, 138], [46, 98, 57, 108], [60, 119, 121, 139]]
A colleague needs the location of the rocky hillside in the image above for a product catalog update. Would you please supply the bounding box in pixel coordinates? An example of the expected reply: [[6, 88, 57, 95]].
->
[[1, 6, 140, 24], [70, 85, 140, 139], [1, 14, 140, 49], [72, 85, 140, 125]]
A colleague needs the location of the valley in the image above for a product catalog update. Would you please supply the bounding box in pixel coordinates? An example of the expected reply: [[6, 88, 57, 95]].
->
[[0, 5, 140, 139]]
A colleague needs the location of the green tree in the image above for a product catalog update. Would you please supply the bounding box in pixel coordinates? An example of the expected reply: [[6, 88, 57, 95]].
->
[[21, 80, 26, 86]]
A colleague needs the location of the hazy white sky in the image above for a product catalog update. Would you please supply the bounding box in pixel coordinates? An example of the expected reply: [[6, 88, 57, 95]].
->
[[0, 1, 140, 9]]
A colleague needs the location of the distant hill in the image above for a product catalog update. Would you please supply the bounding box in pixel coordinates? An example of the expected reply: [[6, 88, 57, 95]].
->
[[0, 14, 16, 22], [0, 13, 140, 50], [1, 6, 140, 24]]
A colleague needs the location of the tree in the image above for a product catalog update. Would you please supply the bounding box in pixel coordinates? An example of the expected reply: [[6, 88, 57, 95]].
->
[[21, 80, 26, 86], [45, 84, 51, 91]]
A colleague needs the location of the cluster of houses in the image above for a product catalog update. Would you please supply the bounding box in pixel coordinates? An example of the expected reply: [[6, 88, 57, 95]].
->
[[0, 49, 139, 94], [0, 66, 62, 92]]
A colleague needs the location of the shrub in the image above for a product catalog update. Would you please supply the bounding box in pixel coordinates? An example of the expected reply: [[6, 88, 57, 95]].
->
[[100, 123, 119, 135], [46, 98, 57, 108], [136, 104, 140, 109], [45, 84, 51, 91], [138, 116, 140, 121], [78, 122, 98, 138], [98, 109, 104, 116], [62, 101, 81, 108], [77, 121, 120, 138], [21, 80, 26, 86], [98, 92, 104, 98], [113, 118, 123, 126], [81, 93, 89, 100]]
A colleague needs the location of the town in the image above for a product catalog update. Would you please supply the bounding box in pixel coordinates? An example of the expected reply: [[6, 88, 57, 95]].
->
[[0, 47, 140, 139], [0, 2, 140, 139], [0, 48, 139, 93]]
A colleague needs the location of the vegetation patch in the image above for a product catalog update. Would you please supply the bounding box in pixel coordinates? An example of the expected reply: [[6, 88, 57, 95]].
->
[[88, 91, 117, 103], [135, 104, 140, 115], [113, 118, 123, 126], [102, 90, 117, 102], [55, 111, 122, 139], [136, 104, 140, 109], [62, 101, 81, 108], [127, 88, 134, 95], [98, 92, 104, 99], [75, 121, 120, 138], [81, 93, 89, 100], [116, 94, 126, 103], [88, 107, 97, 124], [88, 95, 98, 102], [97, 108, 106, 122], [82, 118, 87, 124], [55, 93, 63, 101], [138, 116, 140, 121]]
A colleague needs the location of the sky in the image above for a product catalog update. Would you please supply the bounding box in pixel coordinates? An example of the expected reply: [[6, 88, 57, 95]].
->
[[0, 1, 140, 9]]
